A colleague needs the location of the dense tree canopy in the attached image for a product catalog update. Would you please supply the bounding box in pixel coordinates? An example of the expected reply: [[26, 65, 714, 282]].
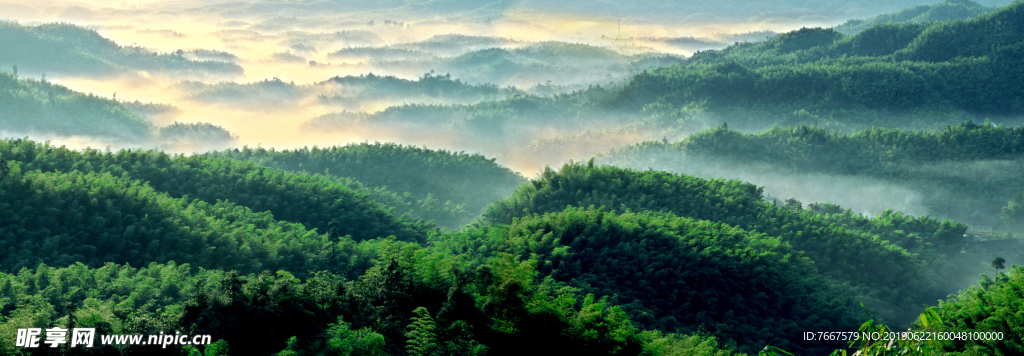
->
[[600, 122, 1024, 227], [0, 138, 432, 243], [482, 162, 968, 323]]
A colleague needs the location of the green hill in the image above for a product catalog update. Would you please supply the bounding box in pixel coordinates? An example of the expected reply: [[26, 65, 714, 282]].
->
[[0, 72, 152, 140], [213, 142, 527, 229], [0, 21, 242, 78], [834, 0, 994, 34], [440, 207, 858, 354], [482, 162, 969, 323], [622, 0, 1024, 123], [0, 139, 432, 243], [599, 122, 1024, 228], [0, 166, 372, 277]]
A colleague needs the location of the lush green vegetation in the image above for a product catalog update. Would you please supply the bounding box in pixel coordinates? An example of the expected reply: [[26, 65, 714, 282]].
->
[[0, 241, 698, 356], [621, 0, 1024, 127], [0, 139, 432, 243], [0, 72, 152, 140], [833, 0, 995, 34], [0, 72, 235, 147], [440, 207, 860, 354], [158, 122, 237, 148], [483, 162, 970, 323], [0, 21, 242, 78], [0, 166, 375, 276], [1, 136, 1021, 355], [937, 266, 1024, 355], [304, 1, 1024, 164], [5, 2, 1024, 355], [213, 142, 526, 229], [600, 122, 1024, 228]]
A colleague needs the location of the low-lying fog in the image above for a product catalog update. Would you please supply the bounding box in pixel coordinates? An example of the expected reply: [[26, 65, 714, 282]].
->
[[0, 0, 823, 172], [2, 0, 1016, 215]]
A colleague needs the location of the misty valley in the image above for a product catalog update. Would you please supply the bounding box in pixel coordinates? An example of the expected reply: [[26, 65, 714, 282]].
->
[[1, 0, 1024, 355]]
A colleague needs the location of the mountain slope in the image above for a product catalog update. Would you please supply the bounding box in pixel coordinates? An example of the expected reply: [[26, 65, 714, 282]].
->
[[482, 162, 967, 322], [213, 142, 526, 228], [0, 139, 432, 243]]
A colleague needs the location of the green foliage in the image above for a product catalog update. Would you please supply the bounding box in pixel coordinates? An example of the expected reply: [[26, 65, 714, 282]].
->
[[0, 138, 431, 244], [180, 271, 350, 356], [0, 166, 377, 276], [0, 71, 152, 140], [834, 0, 994, 34], [0, 262, 222, 355], [1000, 192, 1024, 231], [991, 257, 1006, 273], [829, 307, 947, 356], [639, 332, 741, 356], [327, 318, 387, 356], [158, 122, 237, 146], [405, 307, 440, 356], [622, 1, 1024, 122], [602, 122, 1023, 228], [482, 162, 964, 324], [467, 207, 857, 354], [213, 142, 525, 229], [937, 266, 1024, 355], [0, 21, 241, 77]]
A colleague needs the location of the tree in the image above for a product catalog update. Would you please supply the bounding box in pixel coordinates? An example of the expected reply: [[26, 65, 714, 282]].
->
[[992, 257, 1006, 275], [1002, 192, 1024, 231], [0, 157, 9, 180], [405, 307, 439, 356], [829, 307, 947, 356]]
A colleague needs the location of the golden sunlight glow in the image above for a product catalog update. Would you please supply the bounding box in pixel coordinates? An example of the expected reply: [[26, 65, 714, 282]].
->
[[1, 0, 815, 174]]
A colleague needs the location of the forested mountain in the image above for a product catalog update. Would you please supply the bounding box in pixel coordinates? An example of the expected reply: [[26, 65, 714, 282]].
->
[[321, 40, 684, 88], [599, 122, 1024, 228], [1, 72, 237, 150], [173, 72, 523, 110], [380, 34, 523, 58], [437, 207, 860, 354], [305, 1, 1024, 164], [1, 141, 1020, 355], [481, 162, 972, 324], [300, 84, 637, 153], [5, 0, 1024, 355], [621, 0, 1024, 127], [0, 22, 242, 78], [0, 167, 374, 277], [316, 72, 521, 107], [0, 146, 727, 355], [834, 0, 995, 33], [0, 139, 432, 243], [419, 42, 684, 87], [329, 47, 438, 61], [157, 122, 237, 150], [0, 72, 151, 140], [213, 142, 526, 229], [0, 251, 698, 356]]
